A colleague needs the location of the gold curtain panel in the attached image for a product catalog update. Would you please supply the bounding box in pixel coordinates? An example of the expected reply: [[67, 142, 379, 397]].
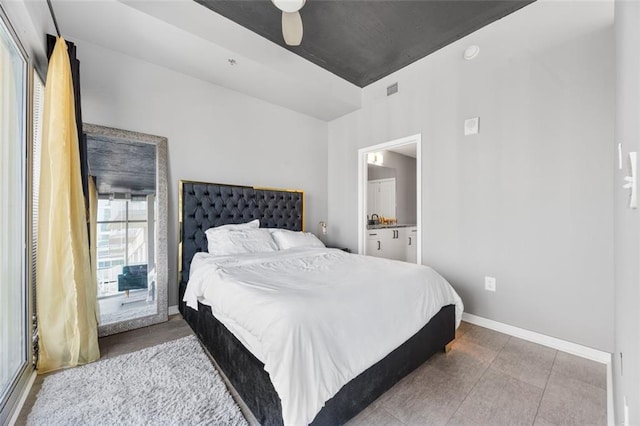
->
[[36, 37, 99, 373]]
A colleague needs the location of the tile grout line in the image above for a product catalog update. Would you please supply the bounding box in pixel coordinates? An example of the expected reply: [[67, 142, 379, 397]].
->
[[548, 351, 608, 391], [549, 364, 608, 392], [376, 322, 477, 425], [378, 405, 407, 425], [488, 336, 555, 426], [531, 349, 558, 425], [443, 335, 512, 425], [481, 334, 510, 374]]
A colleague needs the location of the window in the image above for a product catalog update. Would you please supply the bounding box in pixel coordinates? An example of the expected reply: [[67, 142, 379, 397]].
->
[[30, 70, 44, 371], [96, 199, 149, 298], [0, 10, 28, 422]]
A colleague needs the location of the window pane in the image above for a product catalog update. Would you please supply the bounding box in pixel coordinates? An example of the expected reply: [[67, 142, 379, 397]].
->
[[97, 198, 126, 222], [0, 16, 27, 406], [96, 199, 149, 298], [32, 71, 44, 363], [128, 199, 147, 221], [128, 221, 148, 265], [96, 221, 126, 297]]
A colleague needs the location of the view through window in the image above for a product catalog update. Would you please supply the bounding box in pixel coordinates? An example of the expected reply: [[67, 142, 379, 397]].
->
[[96, 198, 149, 298], [0, 13, 27, 418]]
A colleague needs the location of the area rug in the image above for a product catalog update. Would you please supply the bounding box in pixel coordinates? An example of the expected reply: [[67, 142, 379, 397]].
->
[[27, 336, 248, 426]]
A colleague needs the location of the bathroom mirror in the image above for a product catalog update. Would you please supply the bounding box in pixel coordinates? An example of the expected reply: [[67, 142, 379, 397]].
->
[[84, 124, 168, 337], [367, 165, 397, 220]]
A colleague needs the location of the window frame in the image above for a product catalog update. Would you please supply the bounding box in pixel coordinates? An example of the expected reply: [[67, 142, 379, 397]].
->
[[0, 4, 38, 424]]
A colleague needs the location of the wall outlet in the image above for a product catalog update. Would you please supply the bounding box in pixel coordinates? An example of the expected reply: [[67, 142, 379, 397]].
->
[[485, 276, 496, 292]]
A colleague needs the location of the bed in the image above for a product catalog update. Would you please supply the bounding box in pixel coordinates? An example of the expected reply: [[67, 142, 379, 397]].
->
[[178, 180, 462, 426]]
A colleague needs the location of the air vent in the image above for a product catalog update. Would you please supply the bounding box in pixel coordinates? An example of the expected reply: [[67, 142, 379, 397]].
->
[[387, 83, 398, 96]]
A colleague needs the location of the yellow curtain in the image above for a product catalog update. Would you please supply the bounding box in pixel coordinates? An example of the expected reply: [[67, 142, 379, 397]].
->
[[36, 37, 99, 373]]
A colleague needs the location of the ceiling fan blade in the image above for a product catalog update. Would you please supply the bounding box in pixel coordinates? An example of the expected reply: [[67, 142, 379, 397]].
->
[[272, 0, 306, 13], [282, 11, 303, 46]]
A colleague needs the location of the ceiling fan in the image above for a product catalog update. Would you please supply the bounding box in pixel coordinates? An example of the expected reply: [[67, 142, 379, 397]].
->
[[271, 0, 306, 46]]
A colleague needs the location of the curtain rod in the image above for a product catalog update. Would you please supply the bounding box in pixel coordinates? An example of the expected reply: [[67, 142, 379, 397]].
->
[[46, 0, 61, 37]]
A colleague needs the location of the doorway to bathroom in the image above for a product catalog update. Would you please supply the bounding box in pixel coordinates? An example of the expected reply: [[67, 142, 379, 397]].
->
[[358, 134, 421, 264]]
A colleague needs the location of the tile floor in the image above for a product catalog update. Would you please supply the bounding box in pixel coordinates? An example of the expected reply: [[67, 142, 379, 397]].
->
[[16, 317, 607, 426], [347, 321, 607, 426]]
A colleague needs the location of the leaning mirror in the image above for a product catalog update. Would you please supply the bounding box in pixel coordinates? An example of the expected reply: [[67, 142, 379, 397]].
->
[[83, 124, 168, 336]]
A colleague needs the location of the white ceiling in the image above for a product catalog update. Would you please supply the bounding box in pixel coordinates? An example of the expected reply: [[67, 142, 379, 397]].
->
[[27, 0, 362, 121], [387, 144, 417, 158]]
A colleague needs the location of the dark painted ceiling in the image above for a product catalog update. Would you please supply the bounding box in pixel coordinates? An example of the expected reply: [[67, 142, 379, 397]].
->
[[196, 0, 534, 88], [87, 136, 156, 196]]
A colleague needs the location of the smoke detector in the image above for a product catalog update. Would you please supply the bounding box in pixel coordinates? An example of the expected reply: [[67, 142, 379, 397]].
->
[[463, 45, 480, 61]]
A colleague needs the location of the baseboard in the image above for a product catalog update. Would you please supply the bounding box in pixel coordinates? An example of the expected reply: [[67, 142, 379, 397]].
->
[[8, 370, 36, 426], [462, 313, 611, 364], [168, 305, 180, 316]]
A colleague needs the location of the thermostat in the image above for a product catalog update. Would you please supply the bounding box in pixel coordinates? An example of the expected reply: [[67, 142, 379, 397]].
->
[[464, 117, 479, 136]]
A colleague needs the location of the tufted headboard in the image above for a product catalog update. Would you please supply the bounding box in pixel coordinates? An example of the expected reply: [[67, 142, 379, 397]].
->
[[178, 180, 304, 286]]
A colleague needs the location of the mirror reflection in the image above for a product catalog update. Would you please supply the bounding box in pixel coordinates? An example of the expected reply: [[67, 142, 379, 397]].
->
[[367, 165, 397, 222], [87, 136, 158, 325]]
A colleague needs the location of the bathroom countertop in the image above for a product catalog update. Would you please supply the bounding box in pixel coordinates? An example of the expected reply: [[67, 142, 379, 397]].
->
[[367, 224, 416, 230]]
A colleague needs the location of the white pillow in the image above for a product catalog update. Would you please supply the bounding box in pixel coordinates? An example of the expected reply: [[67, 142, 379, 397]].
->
[[207, 228, 278, 256], [205, 219, 259, 237], [271, 230, 326, 250]]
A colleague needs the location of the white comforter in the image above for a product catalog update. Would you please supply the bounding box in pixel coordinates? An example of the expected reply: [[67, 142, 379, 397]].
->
[[184, 247, 463, 426]]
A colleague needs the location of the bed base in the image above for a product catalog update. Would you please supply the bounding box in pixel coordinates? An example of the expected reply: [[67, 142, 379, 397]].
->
[[179, 283, 455, 426]]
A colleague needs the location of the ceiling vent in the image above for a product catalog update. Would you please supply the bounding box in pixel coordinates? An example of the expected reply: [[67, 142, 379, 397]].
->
[[387, 83, 398, 96]]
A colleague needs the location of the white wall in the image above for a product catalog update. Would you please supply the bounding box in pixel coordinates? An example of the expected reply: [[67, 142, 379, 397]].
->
[[614, 1, 640, 423], [328, 1, 615, 352], [77, 40, 328, 306]]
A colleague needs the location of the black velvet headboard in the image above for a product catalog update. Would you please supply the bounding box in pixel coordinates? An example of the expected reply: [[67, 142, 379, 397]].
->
[[178, 180, 304, 285]]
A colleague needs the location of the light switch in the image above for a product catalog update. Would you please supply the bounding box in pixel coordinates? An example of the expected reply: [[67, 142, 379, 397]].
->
[[618, 143, 623, 170], [623, 152, 637, 209], [464, 117, 479, 136]]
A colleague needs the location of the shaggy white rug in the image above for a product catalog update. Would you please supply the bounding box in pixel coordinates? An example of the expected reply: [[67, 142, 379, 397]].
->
[[27, 336, 248, 426]]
